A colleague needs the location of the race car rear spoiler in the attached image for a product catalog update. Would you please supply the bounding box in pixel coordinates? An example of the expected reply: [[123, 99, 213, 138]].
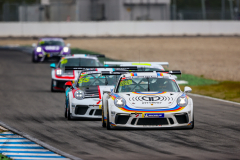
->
[[65, 66, 138, 70], [104, 61, 169, 67], [101, 70, 181, 75], [72, 54, 105, 58]]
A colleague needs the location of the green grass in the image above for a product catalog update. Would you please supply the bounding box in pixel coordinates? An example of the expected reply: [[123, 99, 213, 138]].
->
[[177, 74, 218, 86], [0, 154, 12, 160], [180, 81, 240, 103]]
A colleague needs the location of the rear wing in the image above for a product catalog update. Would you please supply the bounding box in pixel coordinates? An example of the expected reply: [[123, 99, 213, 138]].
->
[[72, 54, 105, 58], [104, 61, 169, 67], [101, 70, 181, 75], [65, 66, 138, 70]]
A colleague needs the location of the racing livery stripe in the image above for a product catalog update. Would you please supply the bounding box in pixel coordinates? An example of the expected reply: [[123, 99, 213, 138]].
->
[[110, 92, 185, 113], [98, 86, 102, 100], [120, 105, 184, 113]]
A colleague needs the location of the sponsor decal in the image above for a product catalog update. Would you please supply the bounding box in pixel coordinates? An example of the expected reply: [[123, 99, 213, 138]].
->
[[142, 95, 161, 101], [142, 102, 161, 104], [144, 113, 164, 118], [129, 95, 173, 103], [110, 122, 116, 126], [135, 114, 140, 118]]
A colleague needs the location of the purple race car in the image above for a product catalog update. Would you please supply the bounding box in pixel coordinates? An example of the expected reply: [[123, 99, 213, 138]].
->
[[32, 38, 71, 63]]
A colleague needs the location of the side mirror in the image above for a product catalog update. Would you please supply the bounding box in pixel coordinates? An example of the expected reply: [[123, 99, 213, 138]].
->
[[184, 86, 192, 93], [65, 81, 72, 88], [67, 43, 71, 47], [50, 63, 56, 68], [32, 43, 36, 47]]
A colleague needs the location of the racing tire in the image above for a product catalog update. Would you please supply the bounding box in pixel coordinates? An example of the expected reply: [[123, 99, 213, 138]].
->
[[51, 79, 57, 92], [67, 107, 73, 120], [67, 100, 73, 120], [64, 100, 67, 118], [32, 53, 37, 63], [106, 108, 112, 130], [102, 106, 106, 128], [65, 107, 67, 118], [189, 115, 194, 129]]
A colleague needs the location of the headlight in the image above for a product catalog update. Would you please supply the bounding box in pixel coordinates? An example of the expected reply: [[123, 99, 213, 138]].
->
[[177, 96, 188, 107], [36, 47, 42, 52], [56, 69, 62, 76], [114, 97, 126, 108], [63, 47, 69, 52], [74, 90, 84, 100]]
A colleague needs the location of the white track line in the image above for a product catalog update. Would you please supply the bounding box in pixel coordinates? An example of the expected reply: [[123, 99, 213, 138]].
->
[[0, 149, 49, 151], [0, 140, 31, 142], [3, 153, 62, 156], [188, 93, 240, 106]]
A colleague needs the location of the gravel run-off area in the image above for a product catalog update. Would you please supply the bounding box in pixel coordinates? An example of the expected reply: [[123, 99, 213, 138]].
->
[[1, 37, 240, 81]]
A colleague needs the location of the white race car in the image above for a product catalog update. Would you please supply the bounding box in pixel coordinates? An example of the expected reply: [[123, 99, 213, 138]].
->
[[104, 61, 188, 85], [64, 67, 135, 120], [50, 54, 103, 92], [102, 71, 194, 130]]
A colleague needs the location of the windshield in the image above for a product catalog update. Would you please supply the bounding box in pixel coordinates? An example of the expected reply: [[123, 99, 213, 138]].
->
[[59, 58, 100, 68], [78, 73, 120, 87], [117, 77, 179, 93], [38, 40, 64, 46]]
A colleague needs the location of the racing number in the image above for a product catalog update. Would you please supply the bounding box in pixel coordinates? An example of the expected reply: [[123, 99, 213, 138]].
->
[[120, 80, 132, 86], [78, 78, 90, 83]]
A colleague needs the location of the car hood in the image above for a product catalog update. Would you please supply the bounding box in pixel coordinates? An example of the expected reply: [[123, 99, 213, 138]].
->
[[41, 46, 63, 52], [118, 92, 182, 108], [79, 85, 114, 99]]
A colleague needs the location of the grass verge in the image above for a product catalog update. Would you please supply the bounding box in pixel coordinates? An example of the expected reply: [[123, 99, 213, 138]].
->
[[180, 81, 240, 103], [0, 154, 12, 160]]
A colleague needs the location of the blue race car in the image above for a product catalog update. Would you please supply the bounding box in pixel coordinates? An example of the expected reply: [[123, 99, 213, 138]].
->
[[32, 37, 71, 63]]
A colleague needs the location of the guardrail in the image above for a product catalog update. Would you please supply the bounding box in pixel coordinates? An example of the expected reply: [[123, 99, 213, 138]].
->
[[0, 21, 240, 37]]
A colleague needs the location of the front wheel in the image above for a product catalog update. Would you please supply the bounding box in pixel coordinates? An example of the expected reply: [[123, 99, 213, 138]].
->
[[32, 53, 37, 63], [64, 97, 67, 118], [189, 115, 194, 129], [106, 108, 112, 130], [51, 79, 56, 92], [102, 106, 106, 127], [67, 101, 73, 120]]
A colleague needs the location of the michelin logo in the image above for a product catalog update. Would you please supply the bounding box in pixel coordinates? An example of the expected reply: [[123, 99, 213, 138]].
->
[[145, 113, 164, 118]]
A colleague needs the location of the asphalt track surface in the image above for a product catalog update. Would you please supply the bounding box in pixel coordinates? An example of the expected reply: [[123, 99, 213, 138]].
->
[[0, 50, 240, 160]]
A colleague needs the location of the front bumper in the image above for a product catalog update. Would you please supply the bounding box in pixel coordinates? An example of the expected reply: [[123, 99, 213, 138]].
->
[[36, 52, 70, 62], [52, 79, 68, 91], [108, 108, 193, 128], [71, 105, 102, 119]]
